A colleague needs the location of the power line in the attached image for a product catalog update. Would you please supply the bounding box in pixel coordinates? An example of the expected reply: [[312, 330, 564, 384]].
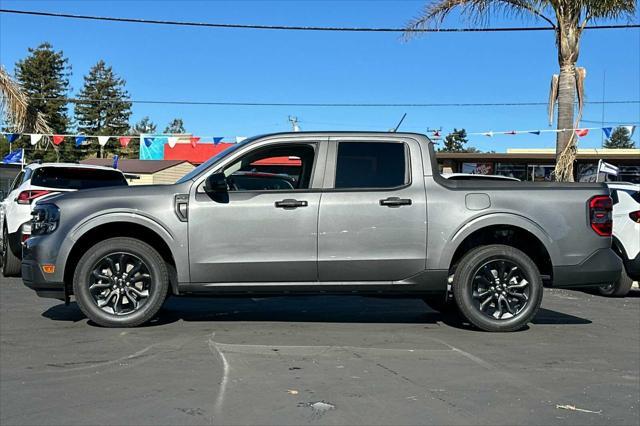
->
[[28, 97, 640, 108], [1, 9, 639, 32]]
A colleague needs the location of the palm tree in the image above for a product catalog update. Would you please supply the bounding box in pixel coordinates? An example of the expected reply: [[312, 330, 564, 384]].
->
[[405, 1, 636, 181], [0, 65, 50, 136]]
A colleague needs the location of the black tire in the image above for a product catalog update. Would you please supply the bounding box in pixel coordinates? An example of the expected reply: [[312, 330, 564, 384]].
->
[[73, 237, 169, 327], [453, 244, 543, 332], [422, 295, 460, 317], [2, 226, 22, 277], [598, 268, 633, 297]]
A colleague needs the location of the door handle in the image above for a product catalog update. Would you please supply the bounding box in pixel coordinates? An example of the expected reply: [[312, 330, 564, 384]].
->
[[379, 197, 412, 207], [275, 199, 308, 209]]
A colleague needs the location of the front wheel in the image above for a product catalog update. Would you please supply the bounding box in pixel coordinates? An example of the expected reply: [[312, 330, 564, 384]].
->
[[598, 268, 633, 297], [453, 245, 543, 332], [73, 237, 169, 327]]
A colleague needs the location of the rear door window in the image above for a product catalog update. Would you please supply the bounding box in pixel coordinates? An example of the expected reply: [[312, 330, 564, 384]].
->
[[334, 142, 408, 189], [31, 167, 128, 189]]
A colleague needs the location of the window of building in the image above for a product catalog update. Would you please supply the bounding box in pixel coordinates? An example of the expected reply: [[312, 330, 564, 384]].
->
[[462, 162, 494, 175], [527, 164, 555, 182], [334, 142, 407, 189], [495, 163, 527, 181]]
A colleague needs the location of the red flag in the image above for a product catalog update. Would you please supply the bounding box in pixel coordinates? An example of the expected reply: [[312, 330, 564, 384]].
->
[[575, 129, 589, 137], [119, 137, 132, 148], [52, 135, 65, 145], [190, 136, 200, 148]]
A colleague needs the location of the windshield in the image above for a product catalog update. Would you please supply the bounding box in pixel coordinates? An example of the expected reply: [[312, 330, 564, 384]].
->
[[176, 137, 257, 183]]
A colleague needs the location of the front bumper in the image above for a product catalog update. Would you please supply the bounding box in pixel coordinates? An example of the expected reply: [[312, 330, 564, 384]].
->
[[21, 236, 65, 300], [552, 248, 623, 288]]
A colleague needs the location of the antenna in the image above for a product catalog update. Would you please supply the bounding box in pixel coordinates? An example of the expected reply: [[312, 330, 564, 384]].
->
[[391, 113, 407, 132], [288, 116, 301, 132]]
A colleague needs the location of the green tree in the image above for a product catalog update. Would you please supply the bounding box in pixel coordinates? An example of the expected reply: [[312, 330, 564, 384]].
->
[[438, 128, 479, 152], [131, 116, 157, 134], [604, 127, 635, 149], [14, 42, 72, 162], [164, 118, 186, 134], [75, 60, 132, 158], [405, 1, 636, 181]]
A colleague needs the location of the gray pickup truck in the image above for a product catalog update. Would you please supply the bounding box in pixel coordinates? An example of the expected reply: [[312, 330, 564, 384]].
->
[[21, 132, 621, 331]]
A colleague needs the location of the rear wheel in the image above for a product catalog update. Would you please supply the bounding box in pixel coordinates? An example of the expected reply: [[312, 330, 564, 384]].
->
[[73, 237, 168, 327], [598, 268, 633, 297], [2, 226, 22, 277], [453, 244, 543, 332]]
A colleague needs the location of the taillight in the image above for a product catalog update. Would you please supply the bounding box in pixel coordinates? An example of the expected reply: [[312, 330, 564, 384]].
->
[[630, 210, 640, 223], [16, 190, 51, 204], [589, 195, 613, 236]]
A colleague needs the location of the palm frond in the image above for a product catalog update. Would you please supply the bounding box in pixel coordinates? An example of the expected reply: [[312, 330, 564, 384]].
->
[[0, 65, 51, 134], [582, 0, 636, 23], [404, 0, 555, 38]]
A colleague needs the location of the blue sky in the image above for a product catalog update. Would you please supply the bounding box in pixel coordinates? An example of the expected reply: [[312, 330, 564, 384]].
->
[[1, 0, 638, 152]]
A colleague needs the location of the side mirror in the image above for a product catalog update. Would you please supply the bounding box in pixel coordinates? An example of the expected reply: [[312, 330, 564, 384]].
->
[[204, 172, 228, 193]]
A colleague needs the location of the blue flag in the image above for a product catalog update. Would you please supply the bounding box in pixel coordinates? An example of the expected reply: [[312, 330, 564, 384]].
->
[[2, 148, 23, 164], [4, 133, 20, 143], [75, 136, 87, 146], [144, 137, 154, 147], [528, 131, 541, 136], [602, 127, 613, 139], [112, 155, 119, 169], [213, 137, 224, 145]]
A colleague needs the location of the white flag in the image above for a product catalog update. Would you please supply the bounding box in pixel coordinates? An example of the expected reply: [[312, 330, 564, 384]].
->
[[622, 126, 636, 138], [598, 160, 619, 176], [235, 136, 247, 143], [97, 136, 110, 146], [167, 137, 179, 148], [30, 134, 43, 145]]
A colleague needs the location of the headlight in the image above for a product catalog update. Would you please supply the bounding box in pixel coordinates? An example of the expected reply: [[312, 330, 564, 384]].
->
[[31, 204, 60, 235]]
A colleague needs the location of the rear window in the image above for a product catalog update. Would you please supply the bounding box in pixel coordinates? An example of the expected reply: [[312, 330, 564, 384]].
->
[[31, 167, 128, 190], [334, 142, 407, 189]]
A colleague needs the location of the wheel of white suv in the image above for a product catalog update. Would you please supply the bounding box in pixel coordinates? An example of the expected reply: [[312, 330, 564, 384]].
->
[[598, 268, 633, 297], [2, 225, 22, 277], [73, 237, 169, 327], [453, 244, 543, 332]]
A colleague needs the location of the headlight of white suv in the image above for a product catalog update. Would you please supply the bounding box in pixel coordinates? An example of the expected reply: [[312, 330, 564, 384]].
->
[[31, 204, 60, 235]]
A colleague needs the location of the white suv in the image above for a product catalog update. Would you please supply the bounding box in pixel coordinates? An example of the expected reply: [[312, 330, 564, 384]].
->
[[599, 182, 640, 296], [1, 163, 128, 276]]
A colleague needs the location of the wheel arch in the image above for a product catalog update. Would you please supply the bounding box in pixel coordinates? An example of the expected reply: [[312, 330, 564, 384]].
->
[[442, 214, 555, 281], [63, 220, 181, 296]]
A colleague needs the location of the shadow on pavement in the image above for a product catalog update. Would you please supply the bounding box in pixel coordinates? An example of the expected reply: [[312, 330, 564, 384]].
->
[[41, 296, 591, 328]]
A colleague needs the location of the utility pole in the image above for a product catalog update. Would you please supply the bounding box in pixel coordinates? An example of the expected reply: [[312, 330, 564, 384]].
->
[[288, 116, 300, 132]]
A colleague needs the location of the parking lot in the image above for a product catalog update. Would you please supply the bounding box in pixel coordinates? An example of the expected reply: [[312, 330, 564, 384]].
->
[[0, 276, 638, 425]]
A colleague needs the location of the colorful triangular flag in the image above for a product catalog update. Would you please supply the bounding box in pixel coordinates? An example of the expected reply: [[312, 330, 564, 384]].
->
[[97, 136, 110, 147], [213, 137, 223, 145], [119, 137, 132, 148], [575, 129, 589, 137], [602, 127, 613, 139], [528, 131, 541, 136], [144, 137, 154, 148], [53, 135, 65, 145], [4, 133, 20, 143], [505, 130, 517, 135], [75, 135, 87, 146], [167, 137, 179, 148], [30, 134, 43, 145], [190, 136, 200, 148]]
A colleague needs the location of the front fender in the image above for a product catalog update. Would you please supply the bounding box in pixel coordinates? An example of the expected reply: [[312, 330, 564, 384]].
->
[[433, 212, 558, 271], [57, 210, 189, 284]]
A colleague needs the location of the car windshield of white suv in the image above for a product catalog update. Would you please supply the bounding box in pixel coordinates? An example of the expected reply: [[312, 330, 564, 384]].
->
[[31, 167, 128, 189]]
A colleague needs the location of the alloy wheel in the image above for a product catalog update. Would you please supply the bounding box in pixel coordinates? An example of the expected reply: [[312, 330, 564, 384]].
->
[[88, 252, 152, 316], [471, 259, 531, 320]]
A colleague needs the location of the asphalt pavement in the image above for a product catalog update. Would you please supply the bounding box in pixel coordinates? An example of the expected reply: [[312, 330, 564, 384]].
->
[[1, 276, 638, 426]]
